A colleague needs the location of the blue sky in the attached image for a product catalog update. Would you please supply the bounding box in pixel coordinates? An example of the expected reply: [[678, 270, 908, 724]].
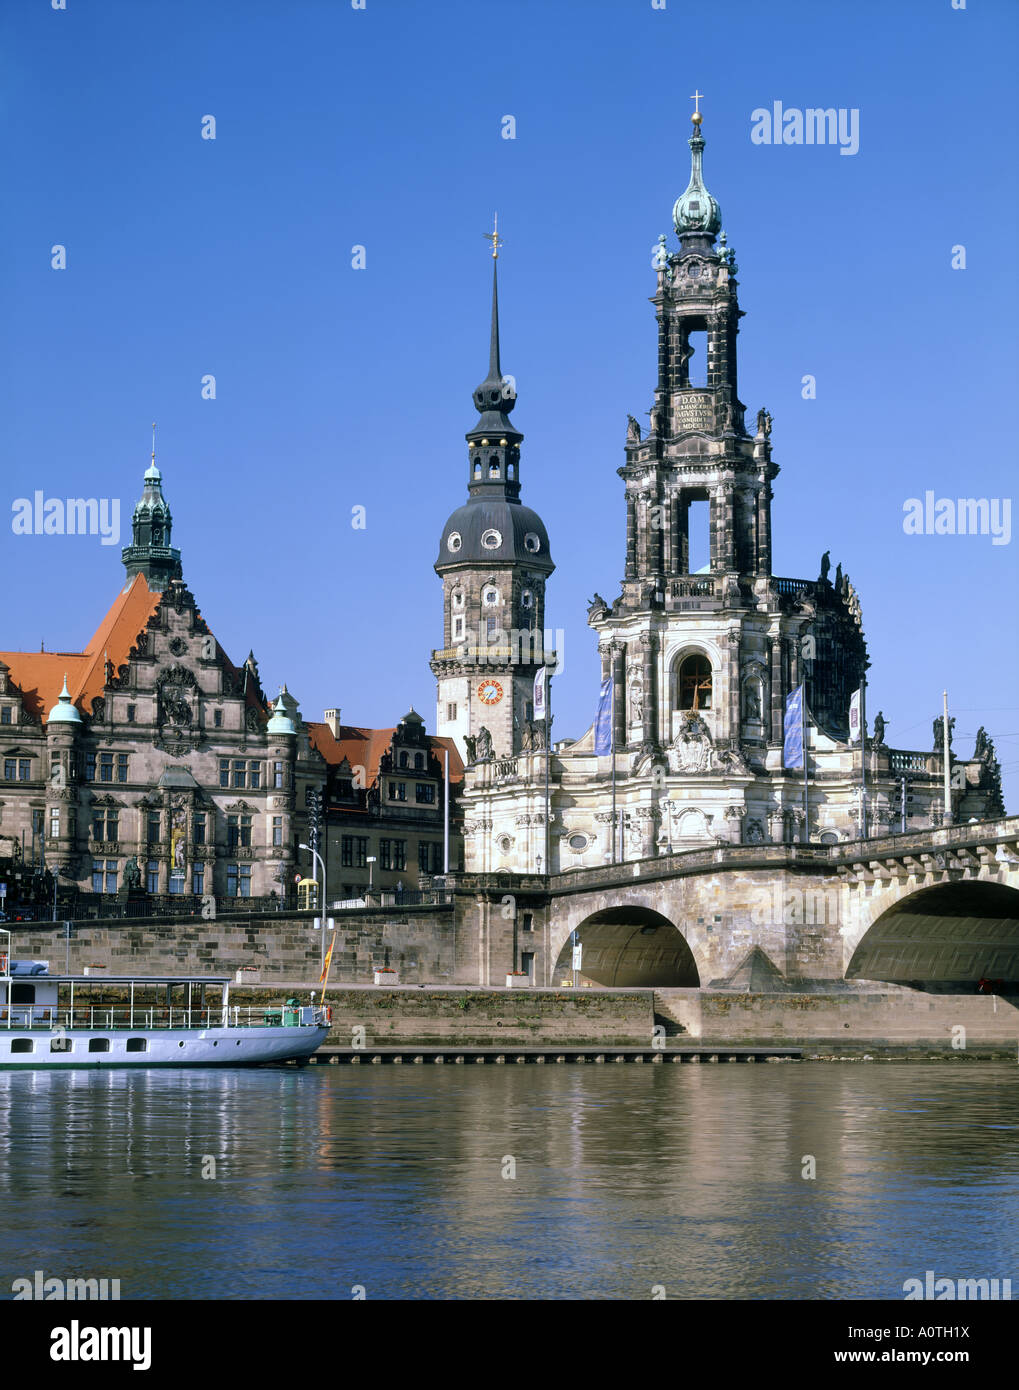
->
[[1, 0, 1016, 806]]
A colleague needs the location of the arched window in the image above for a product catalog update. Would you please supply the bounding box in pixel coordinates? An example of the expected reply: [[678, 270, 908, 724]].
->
[[399, 753, 408, 769], [414, 753, 424, 770], [677, 654, 712, 710], [489, 461, 500, 478]]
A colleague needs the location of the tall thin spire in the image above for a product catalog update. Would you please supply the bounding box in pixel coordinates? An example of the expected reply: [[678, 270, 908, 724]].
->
[[482, 213, 505, 381]]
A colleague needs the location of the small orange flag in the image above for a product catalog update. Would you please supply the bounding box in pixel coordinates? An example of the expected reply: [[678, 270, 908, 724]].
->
[[318, 935, 335, 986]]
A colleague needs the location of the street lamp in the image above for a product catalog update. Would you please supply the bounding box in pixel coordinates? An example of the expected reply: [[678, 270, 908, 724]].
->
[[51, 866, 59, 923], [366, 855, 377, 892], [298, 843, 327, 970]]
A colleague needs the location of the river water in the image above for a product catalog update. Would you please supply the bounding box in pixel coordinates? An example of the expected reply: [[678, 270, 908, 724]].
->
[[1, 1062, 1016, 1300]]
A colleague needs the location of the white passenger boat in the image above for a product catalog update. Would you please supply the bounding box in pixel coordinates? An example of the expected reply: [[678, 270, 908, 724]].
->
[[0, 931, 329, 1068]]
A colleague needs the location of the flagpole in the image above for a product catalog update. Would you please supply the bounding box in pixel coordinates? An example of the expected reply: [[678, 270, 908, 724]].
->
[[860, 673, 868, 839], [801, 685, 808, 843], [611, 672, 617, 865], [443, 747, 450, 873], [942, 689, 952, 826], [544, 673, 551, 875]]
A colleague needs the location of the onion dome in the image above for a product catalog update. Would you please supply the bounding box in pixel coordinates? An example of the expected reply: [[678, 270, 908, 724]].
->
[[673, 111, 721, 239]]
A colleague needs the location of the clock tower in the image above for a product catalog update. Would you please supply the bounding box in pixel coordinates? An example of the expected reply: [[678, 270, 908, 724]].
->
[[431, 235, 555, 761]]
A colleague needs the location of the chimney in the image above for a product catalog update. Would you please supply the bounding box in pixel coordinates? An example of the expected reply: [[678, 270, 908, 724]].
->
[[324, 708, 342, 738]]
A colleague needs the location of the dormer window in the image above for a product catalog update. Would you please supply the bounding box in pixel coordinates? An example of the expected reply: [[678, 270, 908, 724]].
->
[[481, 529, 502, 550], [447, 532, 462, 553], [524, 532, 541, 553]]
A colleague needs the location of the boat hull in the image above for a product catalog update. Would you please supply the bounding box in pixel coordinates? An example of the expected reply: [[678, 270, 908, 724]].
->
[[0, 1024, 330, 1069]]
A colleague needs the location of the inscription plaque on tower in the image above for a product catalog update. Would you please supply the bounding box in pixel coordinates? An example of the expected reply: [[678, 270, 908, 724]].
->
[[672, 391, 713, 433]]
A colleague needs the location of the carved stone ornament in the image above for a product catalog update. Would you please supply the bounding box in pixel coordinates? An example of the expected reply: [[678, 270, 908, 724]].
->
[[169, 637, 188, 657]]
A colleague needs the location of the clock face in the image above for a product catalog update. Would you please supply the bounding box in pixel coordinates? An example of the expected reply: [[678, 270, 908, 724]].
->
[[477, 680, 504, 706]]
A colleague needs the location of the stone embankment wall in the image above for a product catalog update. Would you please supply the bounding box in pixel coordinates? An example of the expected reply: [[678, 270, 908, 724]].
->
[[10, 911, 455, 985], [655, 987, 1019, 1054], [309, 989, 654, 1048]]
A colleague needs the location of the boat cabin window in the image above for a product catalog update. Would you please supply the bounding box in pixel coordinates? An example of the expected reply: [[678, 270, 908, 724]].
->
[[125, 1038, 148, 1053], [50, 1037, 72, 1053], [11, 983, 35, 1004], [10, 1039, 33, 1053], [88, 1039, 110, 1053]]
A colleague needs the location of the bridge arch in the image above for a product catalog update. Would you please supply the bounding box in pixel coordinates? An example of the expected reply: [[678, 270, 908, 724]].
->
[[552, 905, 700, 988], [846, 878, 1019, 990]]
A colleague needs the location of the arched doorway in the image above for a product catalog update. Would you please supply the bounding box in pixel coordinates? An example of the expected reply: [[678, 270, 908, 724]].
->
[[846, 880, 1019, 991], [554, 907, 700, 988]]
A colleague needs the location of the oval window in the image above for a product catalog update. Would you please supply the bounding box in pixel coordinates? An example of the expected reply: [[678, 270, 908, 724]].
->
[[481, 528, 502, 549], [524, 532, 541, 553], [568, 834, 588, 851], [447, 532, 462, 553]]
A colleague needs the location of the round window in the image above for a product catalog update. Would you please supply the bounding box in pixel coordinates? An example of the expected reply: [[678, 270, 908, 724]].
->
[[497, 835, 512, 854], [568, 834, 588, 852], [481, 528, 502, 549], [447, 532, 462, 553], [524, 532, 541, 553]]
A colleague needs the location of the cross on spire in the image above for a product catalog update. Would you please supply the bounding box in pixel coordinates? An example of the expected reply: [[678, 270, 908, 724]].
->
[[483, 212, 505, 260], [151, 420, 156, 462], [690, 89, 704, 127]]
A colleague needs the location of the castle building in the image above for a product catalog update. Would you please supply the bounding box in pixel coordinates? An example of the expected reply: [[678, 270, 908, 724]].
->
[[0, 453, 323, 910], [443, 113, 1004, 874]]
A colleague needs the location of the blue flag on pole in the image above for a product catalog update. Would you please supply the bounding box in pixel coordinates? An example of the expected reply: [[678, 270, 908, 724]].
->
[[594, 677, 613, 755], [783, 684, 804, 769]]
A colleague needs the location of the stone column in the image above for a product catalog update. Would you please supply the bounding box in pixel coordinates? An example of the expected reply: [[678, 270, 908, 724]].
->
[[640, 633, 658, 748], [769, 637, 783, 744], [625, 494, 637, 578], [727, 630, 742, 742], [757, 483, 773, 575], [610, 644, 626, 748], [713, 485, 734, 571]]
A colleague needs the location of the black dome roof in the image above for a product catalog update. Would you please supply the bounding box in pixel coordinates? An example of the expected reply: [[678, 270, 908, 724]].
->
[[435, 498, 554, 573]]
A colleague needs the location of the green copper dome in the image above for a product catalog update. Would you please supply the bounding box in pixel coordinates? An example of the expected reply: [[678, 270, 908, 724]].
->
[[47, 676, 83, 726], [672, 124, 721, 238], [266, 694, 297, 736]]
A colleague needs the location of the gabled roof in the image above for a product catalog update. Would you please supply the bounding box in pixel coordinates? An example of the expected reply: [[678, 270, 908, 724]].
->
[[0, 573, 162, 723], [307, 722, 464, 785]]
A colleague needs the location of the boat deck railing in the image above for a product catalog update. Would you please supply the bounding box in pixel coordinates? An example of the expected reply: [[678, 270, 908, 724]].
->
[[0, 1006, 325, 1031]]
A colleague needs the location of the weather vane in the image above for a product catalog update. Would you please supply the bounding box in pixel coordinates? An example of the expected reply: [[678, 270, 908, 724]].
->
[[483, 212, 505, 260]]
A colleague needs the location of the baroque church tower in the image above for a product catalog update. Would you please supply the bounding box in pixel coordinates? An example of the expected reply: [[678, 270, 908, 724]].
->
[[431, 234, 555, 763], [448, 110, 1000, 877]]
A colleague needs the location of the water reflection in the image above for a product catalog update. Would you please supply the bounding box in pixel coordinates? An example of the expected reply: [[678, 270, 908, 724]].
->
[[0, 1064, 1015, 1299]]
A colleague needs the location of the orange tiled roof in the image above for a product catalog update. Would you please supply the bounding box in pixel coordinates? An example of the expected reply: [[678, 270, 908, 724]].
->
[[307, 722, 464, 784], [0, 573, 162, 723]]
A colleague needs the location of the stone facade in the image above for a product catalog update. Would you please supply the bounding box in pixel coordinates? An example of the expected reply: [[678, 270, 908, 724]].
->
[[0, 459, 321, 908], [446, 117, 1004, 876]]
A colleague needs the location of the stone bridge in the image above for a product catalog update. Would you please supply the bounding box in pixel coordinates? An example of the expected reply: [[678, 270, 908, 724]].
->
[[456, 817, 1019, 991]]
